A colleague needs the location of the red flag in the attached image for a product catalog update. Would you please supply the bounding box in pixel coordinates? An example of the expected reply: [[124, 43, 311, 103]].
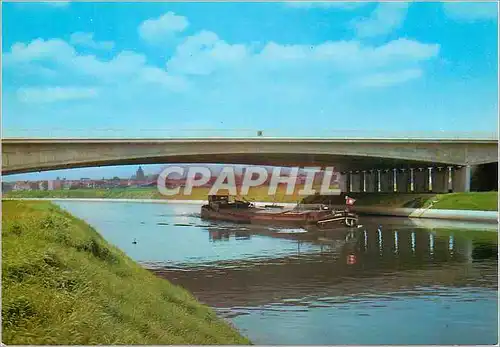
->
[[345, 196, 356, 206], [347, 254, 356, 265]]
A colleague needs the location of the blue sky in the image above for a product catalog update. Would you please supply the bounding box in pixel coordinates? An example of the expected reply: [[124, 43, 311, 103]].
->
[[2, 1, 498, 180]]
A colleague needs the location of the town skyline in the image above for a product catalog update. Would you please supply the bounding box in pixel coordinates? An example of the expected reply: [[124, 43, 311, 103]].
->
[[3, 164, 336, 194]]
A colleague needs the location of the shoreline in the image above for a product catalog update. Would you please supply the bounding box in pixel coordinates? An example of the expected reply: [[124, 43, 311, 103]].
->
[[2, 200, 250, 345], [3, 197, 498, 224]]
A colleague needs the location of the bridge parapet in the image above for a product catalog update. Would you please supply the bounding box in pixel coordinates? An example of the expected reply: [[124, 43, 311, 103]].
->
[[3, 129, 498, 141]]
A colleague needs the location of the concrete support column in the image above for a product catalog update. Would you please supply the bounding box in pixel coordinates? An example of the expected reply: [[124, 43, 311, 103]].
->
[[392, 168, 398, 192], [410, 168, 415, 192], [351, 171, 361, 192], [433, 167, 447, 193], [377, 170, 382, 192], [339, 173, 348, 193], [349, 171, 353, 193], [447, 166, 453, 192], [453, 165, 472, 192], [414, 168, 427, 192], [366, 170, 376, 192], [362, 170, 367, 192], [397, 169, 409, 193], [428, 167, 433, 192], [380, 170, 391, 192], [465, 165, 472, 192]]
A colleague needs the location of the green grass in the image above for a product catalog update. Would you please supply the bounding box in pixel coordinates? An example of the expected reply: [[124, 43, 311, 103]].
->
[[301, 192, 498, 211], [2, 200, 251, 345], [4, 187, 164, 200], [426, 192, 498, 211]]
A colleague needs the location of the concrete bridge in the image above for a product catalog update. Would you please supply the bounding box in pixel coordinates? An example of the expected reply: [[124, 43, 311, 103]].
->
[[2, 137, 498, 193]]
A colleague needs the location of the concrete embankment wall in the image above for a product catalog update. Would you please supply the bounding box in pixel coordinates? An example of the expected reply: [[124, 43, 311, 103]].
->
[[336, 205, 499, 224]]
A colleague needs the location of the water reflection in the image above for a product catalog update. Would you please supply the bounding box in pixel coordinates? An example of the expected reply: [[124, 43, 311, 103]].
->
[[151, 224, 496, 307], [394, 231, 398, 254], [472, 241, 498, 261], [56, 201, 498, 345], [430, 232, 435, 256], [411, 231, 416, 254]]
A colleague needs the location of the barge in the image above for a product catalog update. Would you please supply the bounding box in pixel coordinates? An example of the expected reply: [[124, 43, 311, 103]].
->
[[201, 195, 359, 227]]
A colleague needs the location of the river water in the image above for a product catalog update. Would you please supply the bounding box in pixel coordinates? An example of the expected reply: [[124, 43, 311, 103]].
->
[[56, 201, 498, 345]]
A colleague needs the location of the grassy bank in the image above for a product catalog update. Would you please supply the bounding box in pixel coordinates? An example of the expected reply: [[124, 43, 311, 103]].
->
[[2, 200, 251, 345], [301, 192, 498, 211]]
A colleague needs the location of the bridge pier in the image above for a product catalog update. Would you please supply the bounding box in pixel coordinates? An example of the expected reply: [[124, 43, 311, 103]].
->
[[414, 168, 427, 192], [397, 169, 409, 192], [380, 170, 391, 192], [376, 170, 382, 192], [361, 170, 368, 192], [428, 167, 433, 192], [392, 168, 398, 192], [432, 167, 448, 193], [339, 172, 348, 192], [365, 170, 376, 192], [453, 165, 472, 192], [409, 168, 415, 192], [351, 171, 362, 192]]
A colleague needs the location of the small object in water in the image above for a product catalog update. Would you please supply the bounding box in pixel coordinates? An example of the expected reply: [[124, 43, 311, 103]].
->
[[132, 238, 137, 244]]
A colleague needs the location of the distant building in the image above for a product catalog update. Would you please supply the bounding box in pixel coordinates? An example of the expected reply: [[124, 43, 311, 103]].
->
[[62, 180, 72, 190], [80, 178, 94, 188], [38, 181, 48, 191], [146, 174, 158, 181], [14, 181, 32, 191], [2, 182, 14, 192], [48, 180, 56, 190], [136, 166, 145, 181]]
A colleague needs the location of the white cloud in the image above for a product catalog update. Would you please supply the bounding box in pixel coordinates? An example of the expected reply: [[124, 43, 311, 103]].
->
[[3, 22, 440, 124], [139, 67, 189, 91], [4, 38, 188, 92], [4, 39, 76, 65], [167, 31, 248, 75], [138, 11, 189, 45], [167, 32, 439, 77], [443, 2, 497, 22], [70, 32, 114, 51], [352, 3, 409, 38], [17, 87, 98, 103], [284, 1, 369, 10], [355, 68, 422, 88]]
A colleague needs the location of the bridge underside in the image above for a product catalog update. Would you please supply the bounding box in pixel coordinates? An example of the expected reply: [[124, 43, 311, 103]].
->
[[3, 153, 453, 175], [2, 139, 497, 192], [3, 138, 498, 175]]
